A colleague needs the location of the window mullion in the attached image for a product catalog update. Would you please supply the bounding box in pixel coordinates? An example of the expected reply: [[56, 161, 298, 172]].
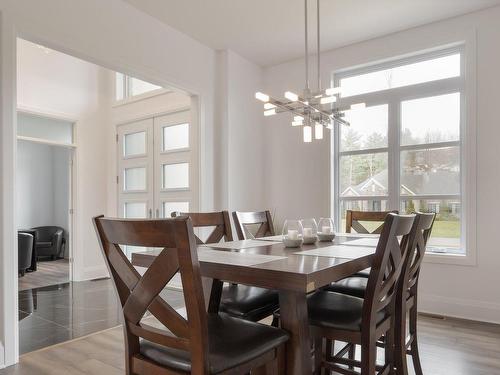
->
[[387, 99, 400, 212]]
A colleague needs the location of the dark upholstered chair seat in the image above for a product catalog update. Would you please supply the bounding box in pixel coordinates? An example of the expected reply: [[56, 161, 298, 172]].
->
[[325, 276, 368, 298], [308, 291, 386, 331], [355, 268, 371, 277], [220, 284, 280, 321], [139, 313, 289, 374]]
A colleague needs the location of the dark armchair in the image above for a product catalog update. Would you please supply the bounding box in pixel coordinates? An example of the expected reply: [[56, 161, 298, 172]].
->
[[31, 226, 65, 260], [18, 232, 34, 276]]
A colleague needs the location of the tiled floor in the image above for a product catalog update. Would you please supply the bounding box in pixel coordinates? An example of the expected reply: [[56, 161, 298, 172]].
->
[[18, 279, 121, 354], [18, 278, 185, 355]]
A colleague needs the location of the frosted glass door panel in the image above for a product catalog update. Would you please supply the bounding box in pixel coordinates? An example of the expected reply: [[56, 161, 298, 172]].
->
[[162, 163, 189, 190], [124, 167, 146, 191], [163, 123, 189, 151], [124, 202, 147, 218], [124, 131, 146, 157]]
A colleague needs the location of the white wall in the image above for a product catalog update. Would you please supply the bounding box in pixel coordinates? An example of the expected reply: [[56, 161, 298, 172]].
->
[[263, 6, 500, 323], [16, 140, 55, 228], [216, 50, 266, 211], [16, 140, 70, 257], [52, 145, 70, 257]]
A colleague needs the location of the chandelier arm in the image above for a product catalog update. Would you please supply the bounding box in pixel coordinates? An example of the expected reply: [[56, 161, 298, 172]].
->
[[268, 98, 311, 119]]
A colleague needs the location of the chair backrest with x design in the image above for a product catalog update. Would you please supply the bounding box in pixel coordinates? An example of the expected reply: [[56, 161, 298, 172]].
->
[[232, 210, 275, 240], [171, 211, 233, 244], [345, 210, 399, 234], [362, 213, 415, 331], [93, 215, 209, 374], [401, 212, 435, 298]]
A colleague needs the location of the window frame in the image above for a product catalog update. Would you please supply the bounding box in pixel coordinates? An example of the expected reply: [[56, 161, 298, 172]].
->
[[113, 73, 167, 106], [331, 44, 477, 266]]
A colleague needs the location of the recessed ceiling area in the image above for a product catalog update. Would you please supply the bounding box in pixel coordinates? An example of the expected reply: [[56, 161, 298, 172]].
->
[[125, 0, 500, 66]]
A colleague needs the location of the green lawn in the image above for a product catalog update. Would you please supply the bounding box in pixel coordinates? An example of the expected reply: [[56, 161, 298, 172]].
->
[[429, 220, 460, 238], [340, 219, 459, 238]]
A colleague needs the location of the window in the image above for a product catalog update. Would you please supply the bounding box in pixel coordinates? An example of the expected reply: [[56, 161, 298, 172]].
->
[[334, 48, 468, 256], [115, 72, 162, 101]]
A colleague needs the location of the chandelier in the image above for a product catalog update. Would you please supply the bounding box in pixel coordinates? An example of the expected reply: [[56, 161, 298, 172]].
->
[[255, 0, 365, 142]]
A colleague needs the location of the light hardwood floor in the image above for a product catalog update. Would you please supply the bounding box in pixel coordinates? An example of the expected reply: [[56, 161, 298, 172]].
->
[[18, 259, 69, 291], [1, 314, 500, 374]]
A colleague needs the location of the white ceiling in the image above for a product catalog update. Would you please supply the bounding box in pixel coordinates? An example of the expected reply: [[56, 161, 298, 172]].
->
[[125, 0, 500, 66]]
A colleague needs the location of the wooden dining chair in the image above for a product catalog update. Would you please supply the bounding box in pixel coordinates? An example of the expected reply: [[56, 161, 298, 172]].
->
[[171, 211, 234, 244], [172, 211, 279, 323], [308, 213, 415, 375], [232, 210, 275, 240], [395, 212, 435, 375], [232, 210, 280, 325], [93, 215, 288, 375], [346, 210, 398, 234], [324, 212, 435, 375]]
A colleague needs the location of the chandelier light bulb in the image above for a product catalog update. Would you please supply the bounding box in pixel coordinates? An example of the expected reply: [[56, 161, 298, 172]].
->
[[264, 103, 276, 109], [284, 91, 299, 102], [303, 125, 312, 143], [294, 115, 304, 121], [264, 108, 277, 116], [255, 92, 270, 102], [315, 123, 324, 140], [292, 120, 303, 126]]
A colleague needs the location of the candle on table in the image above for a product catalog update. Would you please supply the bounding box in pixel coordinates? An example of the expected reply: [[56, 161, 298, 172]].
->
[[303, 227, 313, 237], [287, 229, 298, 240]]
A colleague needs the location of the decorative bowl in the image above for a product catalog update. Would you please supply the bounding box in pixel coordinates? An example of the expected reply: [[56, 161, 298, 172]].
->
[[283, 237, 303, 248], [317, 233, 335, 242], [302, 235, 318, 245]]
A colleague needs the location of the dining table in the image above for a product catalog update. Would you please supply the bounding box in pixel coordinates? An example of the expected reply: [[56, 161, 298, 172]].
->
[[131, 233, 378, 375]]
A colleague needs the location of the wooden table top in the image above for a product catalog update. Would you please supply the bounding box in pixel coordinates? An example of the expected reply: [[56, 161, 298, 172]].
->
[[132, 234, 377, 293]]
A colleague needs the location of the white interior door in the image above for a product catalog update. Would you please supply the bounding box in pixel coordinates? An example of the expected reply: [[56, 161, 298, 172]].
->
[[154, 110, 199, 218], [117, 119, 154, 257]]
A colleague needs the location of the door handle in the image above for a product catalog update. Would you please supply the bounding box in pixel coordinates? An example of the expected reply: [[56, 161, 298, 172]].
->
[[149, 208, 153, 218]]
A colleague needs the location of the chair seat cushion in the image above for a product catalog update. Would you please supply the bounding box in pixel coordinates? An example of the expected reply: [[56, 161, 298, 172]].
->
[[139, 312, 288, 374], [355, 268, 371, 277], [308, 291, 386, 332], [325, 276, 368, 298], [35, 241, 52, 248], [219, 284, 279, 321]]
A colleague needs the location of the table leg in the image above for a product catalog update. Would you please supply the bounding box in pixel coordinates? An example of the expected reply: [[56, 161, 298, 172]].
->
[[279, 291, 312, 375], [202, 276, 222, 312]]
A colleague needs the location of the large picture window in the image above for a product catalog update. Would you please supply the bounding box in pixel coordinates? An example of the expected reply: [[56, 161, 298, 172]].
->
[[334, 47, 467, 255]]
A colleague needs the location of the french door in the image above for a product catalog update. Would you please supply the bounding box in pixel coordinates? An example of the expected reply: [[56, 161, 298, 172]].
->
[[117, 110, 198, 258]]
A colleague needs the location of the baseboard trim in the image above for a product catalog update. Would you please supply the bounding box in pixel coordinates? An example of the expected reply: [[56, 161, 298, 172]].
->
[[419, 293, 500, 325]]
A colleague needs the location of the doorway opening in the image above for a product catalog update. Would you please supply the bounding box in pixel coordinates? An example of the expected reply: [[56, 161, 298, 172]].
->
[[13, 37, 198, 356]]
